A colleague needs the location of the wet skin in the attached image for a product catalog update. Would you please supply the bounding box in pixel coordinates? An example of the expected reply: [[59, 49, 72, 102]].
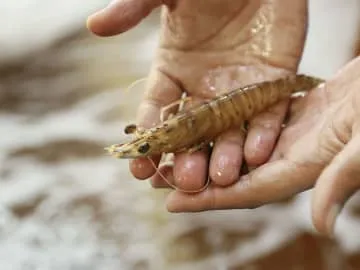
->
[[88, 0, 308, 189], [88, 1, 360, 236]]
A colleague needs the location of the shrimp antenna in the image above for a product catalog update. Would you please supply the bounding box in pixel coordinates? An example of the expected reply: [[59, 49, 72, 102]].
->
[[147, 156, 211, 193], [124, 77, 148, 94]]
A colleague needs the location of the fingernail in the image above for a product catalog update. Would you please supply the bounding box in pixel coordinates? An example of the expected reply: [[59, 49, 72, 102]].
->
[[326, 204, 341, 237]]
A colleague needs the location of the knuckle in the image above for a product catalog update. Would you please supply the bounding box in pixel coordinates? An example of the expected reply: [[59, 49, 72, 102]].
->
[[208, 187, 217, 210]]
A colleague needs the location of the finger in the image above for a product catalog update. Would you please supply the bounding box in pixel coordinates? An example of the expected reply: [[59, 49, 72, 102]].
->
[[129, 156, 161, 180], [244, 99, 289, 167], [167, 114, 331, 212], [150, 164, 175, 188], [87, 0, 162, 36], [311, 134, 360, 236], [130, 69, 183, 180], [151, 156, 210, 191], [209, 128, 244, 186], [166, 157, 320, 212], [172, 149, 210, 191], [167, 97, 211, 192]]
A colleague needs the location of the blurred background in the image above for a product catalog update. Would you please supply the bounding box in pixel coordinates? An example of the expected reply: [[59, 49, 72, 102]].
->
[[1, 0, 360, 269]]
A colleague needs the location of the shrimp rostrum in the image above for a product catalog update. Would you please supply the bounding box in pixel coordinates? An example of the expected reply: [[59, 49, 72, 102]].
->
[[106, 74, 323, 159]]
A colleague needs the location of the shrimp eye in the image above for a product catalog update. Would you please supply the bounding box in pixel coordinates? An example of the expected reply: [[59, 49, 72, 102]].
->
[[137, 142, 150, 154]]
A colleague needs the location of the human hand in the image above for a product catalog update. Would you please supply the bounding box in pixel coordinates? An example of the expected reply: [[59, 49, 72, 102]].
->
[[166, 56, 360, 237], [87, 1, 308, 190]]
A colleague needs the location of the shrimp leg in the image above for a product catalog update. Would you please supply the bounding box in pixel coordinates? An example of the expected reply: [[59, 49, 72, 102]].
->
[[160, 94, 192, 122]]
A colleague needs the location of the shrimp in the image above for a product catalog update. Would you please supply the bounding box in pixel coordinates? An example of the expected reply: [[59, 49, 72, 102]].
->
[[106, 74, 323, 159]]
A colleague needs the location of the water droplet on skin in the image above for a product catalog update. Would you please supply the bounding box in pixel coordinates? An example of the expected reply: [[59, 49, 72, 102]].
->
[[203, 66, 246, 94], [133, 160, 145, 170], [262, 122, 273, 129]]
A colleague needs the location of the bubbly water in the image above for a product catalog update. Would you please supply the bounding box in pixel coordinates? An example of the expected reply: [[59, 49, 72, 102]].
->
[[1, 0, 360, 269]]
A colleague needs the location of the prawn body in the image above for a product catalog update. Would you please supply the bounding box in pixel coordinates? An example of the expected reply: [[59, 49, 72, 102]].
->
[[107, 74, 323, 159]]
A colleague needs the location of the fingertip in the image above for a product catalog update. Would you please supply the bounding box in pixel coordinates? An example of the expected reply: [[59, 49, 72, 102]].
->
[[150, 164, 174, 188], [209, 130, 244, 186], [244, 100, 289, 166], [85, 16, 92, 32], [310, 136, 360, 237], [86, 11, 109, 37], [86, 8, 126, 37], [173, 151, 209, 191], [325, 204, 341, 237], [86, 0, 161, 37], [86, 4, 117, 37], [129, 156, 160, 179], [312, 202, 341, 237], [166, 192, 182, 212], [244, 126, 278, 166]]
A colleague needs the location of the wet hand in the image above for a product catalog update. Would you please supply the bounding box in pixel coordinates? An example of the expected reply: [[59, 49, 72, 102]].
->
[[166, 56, 360, 237], [87, 0, 307, 190]]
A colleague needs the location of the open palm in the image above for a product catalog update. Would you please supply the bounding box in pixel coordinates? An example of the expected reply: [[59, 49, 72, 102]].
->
[[88, 1, 308, 190]]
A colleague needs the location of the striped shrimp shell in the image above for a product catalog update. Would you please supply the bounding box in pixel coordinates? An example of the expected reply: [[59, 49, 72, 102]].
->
[[107, 74, 323, 159]]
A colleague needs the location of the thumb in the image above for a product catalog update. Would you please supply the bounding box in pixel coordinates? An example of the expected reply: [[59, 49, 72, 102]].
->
[[87, 0, 163, 36], [311, 133, 360, 237]]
